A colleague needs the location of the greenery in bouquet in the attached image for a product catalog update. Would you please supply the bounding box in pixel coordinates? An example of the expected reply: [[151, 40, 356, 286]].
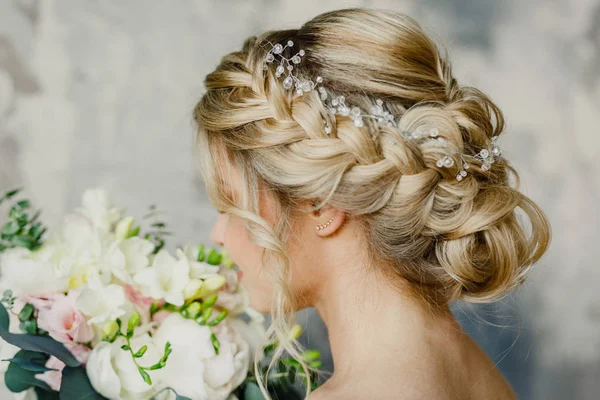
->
[[0, 188, 323, 400]]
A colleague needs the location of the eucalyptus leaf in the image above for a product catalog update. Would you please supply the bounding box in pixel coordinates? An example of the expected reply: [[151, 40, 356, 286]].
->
[[3, 355, 55, 372], [0, 303, 9, 330], [35, 387, 60, 400], [0, 306, 79, 368], [59, 366, 107, 400], [4, 351, 52, 393], [243, 382, 267, 400]]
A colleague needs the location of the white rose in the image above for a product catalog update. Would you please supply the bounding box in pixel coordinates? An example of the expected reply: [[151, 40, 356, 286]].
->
[[0, 247, 69, 296], [153, 314, 249, 400], [133, 249, 189, 306], [86, 334, 163, 399]]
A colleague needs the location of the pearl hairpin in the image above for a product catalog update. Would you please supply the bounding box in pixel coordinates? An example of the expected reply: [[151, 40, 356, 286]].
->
[[316, 216, 335, 231], [262, 40, 502, 181]]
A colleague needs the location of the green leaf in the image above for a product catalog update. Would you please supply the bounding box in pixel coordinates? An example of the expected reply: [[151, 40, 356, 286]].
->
[[4, 351, 52, 393], [11, 236, 35, 248], [0, 307, 80, 368], [3, 355, 55, 372], [59, 366, 106, 399], [19, 319, 38, 335], [288, 367, 297, 384], [0, 303, 9, 330], [3, 221, 20, 236], [35, 387, 60, 400], [16, 200, 30, 209], [19, 303, 35, 322], [243, 382, 267, 400], [4, 188, 22, 199]]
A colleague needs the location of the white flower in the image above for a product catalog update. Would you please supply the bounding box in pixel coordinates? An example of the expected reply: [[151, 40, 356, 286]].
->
[[133, 249, 189, 306], [153, 314, 249, 400], [228, 311, 267, 361], [76, 278, 126, 325], [102, 237, 155, 284], [0, 247, 69, 296], [86, 334, 163, 399], [76, 188, 122, 232]]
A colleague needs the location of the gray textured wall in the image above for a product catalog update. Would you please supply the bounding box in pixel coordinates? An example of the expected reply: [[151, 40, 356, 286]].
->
[[1, 0, 599, 399]]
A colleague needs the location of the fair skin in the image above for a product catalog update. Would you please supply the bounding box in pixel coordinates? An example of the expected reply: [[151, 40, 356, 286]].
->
[[210, 165, 517, 400]]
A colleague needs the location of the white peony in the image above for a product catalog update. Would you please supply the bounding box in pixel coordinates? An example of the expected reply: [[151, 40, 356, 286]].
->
[[133, 249, 190, 306], [76, 277, 126, 325], [86, 334, 163, 399], [0, 247, 69, 296], [153, 313, 249, 400]]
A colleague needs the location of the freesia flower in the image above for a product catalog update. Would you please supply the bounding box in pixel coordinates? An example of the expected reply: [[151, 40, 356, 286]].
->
[[86, 334, 163, 399], [133, 249, 190, 306], [76, 188, 122, 233], [75, 278, 126, 325]]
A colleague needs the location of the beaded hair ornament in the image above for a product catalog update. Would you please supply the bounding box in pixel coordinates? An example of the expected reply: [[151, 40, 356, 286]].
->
[[262, 40, 502, 181]]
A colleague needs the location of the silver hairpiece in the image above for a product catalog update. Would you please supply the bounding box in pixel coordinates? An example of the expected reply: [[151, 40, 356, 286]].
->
[[262, 40, 502, 181]]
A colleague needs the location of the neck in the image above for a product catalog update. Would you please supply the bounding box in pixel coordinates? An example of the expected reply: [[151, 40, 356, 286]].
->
[[311, 258, 459, 384]]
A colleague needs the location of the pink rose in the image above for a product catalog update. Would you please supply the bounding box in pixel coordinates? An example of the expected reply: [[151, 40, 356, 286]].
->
[[37, 290, 95, 345], [20, 292, 64, 312], [35, 356, 65, 392]]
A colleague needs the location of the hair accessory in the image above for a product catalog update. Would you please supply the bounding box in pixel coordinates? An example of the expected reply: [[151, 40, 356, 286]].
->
[[262, 40, 502, 181], [316, 216, 335, 231], [263, 40, 318, 96]]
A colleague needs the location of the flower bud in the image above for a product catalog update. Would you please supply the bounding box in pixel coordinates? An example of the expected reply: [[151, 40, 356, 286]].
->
[[302, 349, 321, 361], [220, 250, 234, 269], [185, 302, 201, 319], [127, 312, 140, 336], [183, 279, 203, 300], [290, 324, 303, 340], [115, 216, 135, 239], [102, 320, 119, 339], [202, 275, 226, 292]]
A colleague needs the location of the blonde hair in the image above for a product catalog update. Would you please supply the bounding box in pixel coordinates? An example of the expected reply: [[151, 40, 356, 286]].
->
[[193, 8, 551, 399]]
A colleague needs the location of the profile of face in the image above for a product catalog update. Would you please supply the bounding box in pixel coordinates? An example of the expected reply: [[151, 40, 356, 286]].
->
[[209, 164, 346, 314]]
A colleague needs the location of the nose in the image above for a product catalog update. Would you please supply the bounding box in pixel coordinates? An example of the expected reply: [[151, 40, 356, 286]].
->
[[210, 213, 226, 247]]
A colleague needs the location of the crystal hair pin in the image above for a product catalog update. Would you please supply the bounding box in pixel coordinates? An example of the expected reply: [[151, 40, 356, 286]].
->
[[262, 40, 502, 181]]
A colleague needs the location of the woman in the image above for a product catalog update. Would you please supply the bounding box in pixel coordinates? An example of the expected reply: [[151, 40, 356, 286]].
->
[[193, 8, 551, 400]]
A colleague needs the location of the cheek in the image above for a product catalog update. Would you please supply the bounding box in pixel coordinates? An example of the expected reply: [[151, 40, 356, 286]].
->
[[224, 217, 274, 312]]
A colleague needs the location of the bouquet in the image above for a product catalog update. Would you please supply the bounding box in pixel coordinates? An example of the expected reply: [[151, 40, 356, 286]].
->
[[0, 188, 322, 400]]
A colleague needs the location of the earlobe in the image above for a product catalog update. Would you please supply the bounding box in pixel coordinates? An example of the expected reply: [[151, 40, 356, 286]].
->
[[315, 209, 345, 236]]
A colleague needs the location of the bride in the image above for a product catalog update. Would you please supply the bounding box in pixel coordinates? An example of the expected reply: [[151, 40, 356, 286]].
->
[[193, 8, 550, 400]]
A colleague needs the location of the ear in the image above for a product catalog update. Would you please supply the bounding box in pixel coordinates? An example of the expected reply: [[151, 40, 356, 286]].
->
[[308, 203, 346, 237]]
